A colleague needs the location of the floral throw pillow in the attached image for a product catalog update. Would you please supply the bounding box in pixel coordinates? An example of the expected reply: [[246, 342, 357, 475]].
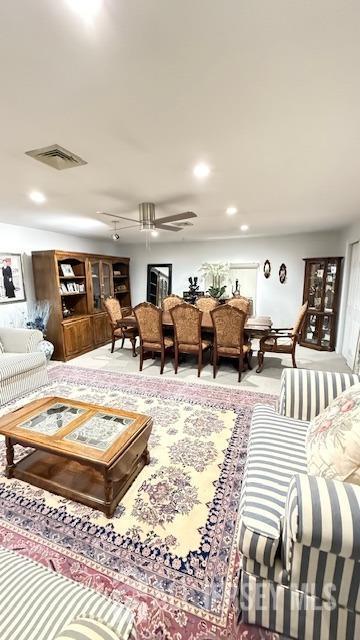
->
[[306, 383, 360, 484]]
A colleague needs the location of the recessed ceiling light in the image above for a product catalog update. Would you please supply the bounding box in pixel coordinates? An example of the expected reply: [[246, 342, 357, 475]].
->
[[226, 206, 237, 216], [151, 230, 159, 237], [240, 224, 249, 232], [65, 0, 102, 24], [29, 190, 46, 204], [193, 162, 210, 178]]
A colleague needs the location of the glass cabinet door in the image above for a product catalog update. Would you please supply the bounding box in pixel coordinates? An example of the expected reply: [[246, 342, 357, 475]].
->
[[307, 261, 326, 311], [91, 261, 102, 312], [320, 314, 333, 349], [324, 260, 338, 312], [303, 313, 321, 347], [101, 261, 114, 300]]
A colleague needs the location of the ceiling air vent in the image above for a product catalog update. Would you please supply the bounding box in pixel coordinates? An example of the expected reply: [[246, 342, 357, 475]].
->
[[25, 144, 87, 170]]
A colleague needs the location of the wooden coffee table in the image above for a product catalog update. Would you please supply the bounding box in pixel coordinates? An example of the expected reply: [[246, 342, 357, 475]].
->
[[0, 397, 152, 517]]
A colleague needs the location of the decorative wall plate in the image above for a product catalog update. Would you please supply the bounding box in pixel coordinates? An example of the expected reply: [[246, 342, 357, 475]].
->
[[279, 263, 287, 284], [263, 260, 271, 279]]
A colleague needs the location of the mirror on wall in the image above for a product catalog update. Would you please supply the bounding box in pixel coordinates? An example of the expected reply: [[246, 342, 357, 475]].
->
[[147, 264, 172, 306]]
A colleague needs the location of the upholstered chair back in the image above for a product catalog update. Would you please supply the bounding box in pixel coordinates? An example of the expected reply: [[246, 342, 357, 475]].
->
[[134, 302, 163, 344], [292, 301, 309, 337], [211, 305, 246, 349], [170, 303, 202, 346], [104, 297, 122, 327], [195, 297, 219, 312], [162, 294, 183, 311], [134, 302, 163, 342], [228, 296, 251, 315]]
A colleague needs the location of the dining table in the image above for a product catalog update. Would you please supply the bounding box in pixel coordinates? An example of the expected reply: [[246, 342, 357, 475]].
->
[[118, 311, 272, 339]]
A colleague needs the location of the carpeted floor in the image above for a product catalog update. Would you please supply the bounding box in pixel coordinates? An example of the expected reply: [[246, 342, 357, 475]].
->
[[0, 366, 279, 640]]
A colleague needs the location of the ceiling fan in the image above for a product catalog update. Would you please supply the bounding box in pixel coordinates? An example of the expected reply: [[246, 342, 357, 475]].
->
[[99, 202, 197, 233]]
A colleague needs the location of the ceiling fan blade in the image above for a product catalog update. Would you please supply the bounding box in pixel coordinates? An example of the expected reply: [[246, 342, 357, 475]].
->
[[98, 211, 138, 223], [117, 224, 141, 230], [156, 211, 197, 224], [155, 223, 181, 232]]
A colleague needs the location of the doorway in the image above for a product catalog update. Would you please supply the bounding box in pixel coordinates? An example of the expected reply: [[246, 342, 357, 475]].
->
[[342, 241, 360, 370]]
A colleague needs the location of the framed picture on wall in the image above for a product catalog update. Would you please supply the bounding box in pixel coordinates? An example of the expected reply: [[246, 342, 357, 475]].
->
[[0, 253, 26, 304]]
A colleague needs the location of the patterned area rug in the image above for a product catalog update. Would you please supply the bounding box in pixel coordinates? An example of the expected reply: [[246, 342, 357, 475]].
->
[[0, 366, 278, 640]]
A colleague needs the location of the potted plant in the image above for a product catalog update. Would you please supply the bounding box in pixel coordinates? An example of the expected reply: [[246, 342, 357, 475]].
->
[[198, 262, 230, 299]]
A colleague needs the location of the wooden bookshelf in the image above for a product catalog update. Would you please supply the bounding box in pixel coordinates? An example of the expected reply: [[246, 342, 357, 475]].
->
[[32, 251, 131, 361]]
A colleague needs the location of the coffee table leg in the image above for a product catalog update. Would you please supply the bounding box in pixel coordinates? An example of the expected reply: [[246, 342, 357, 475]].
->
[[104, 470, 114, 518], [144, 447, 150, 465], [5, 437, 15, 479]]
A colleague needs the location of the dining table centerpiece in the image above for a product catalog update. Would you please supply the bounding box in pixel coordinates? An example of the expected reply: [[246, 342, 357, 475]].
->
[[198, 262, 230, 299]]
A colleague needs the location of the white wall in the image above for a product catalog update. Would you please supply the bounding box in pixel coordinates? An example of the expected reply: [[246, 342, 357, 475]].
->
[[0, 221, 345, 338], [0, 222, 115, 325], [121, 230, 342, 327]]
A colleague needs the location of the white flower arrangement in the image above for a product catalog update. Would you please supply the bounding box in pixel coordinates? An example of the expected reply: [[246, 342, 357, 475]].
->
[[198, 262, 230, 297]]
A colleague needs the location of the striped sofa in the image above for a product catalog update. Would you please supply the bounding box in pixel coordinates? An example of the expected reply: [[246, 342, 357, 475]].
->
[[0, 547, 135, 640], [239, 368, 360, 640], [0, 328, 48, 405]]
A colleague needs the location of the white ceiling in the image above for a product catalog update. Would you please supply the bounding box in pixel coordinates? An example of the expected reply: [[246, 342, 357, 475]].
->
[[0, 0, 360, 243]]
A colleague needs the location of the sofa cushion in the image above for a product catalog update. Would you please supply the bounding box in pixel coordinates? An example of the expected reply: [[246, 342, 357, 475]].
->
[[0, 548, 134, 640], [0, 352, 46, 381], [239, 405, 308, 567], [306, 383, 360, 484], [56, 617, 120, 640]]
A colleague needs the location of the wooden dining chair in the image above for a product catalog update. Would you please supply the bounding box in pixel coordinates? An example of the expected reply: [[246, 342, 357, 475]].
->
[[256, 301, 309, 373], [170, 303, 211, 377], [228, 296, 251, 316], [195, 297, 219, 312], [133, 302, 173, 374], [162, 294, 183, 311], [104, 297, 138, 357], [210, 304, 252, 382]]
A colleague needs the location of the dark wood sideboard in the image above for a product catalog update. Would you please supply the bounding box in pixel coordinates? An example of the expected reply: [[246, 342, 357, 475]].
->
[[32, 250, 131, 361]]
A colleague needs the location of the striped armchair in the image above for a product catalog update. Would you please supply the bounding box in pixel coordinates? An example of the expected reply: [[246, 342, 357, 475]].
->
[[239, 368, 360, 640], [0, 547, 135, 640], [0, 328, 49, 405]]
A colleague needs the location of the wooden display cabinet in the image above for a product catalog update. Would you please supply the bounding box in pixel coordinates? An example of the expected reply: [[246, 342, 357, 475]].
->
[[32, 251, 131, 361], [300, 257, 343, 351]]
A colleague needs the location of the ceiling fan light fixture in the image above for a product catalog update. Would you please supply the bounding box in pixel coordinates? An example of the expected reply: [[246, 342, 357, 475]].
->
[[100, 202, 197, 236], [140, 222, 155, 231]]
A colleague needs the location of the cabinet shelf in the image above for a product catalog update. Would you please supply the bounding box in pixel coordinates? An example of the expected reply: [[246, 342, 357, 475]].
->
[[61, 292, 87, 297]]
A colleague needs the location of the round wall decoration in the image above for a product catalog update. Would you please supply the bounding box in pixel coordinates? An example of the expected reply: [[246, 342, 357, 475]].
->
[[263, 260, 271, 279], [279, 263, 287, 284]]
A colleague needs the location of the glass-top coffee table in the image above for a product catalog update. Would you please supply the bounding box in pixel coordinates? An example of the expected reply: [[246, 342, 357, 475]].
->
[[0, 397, 152, 517]]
